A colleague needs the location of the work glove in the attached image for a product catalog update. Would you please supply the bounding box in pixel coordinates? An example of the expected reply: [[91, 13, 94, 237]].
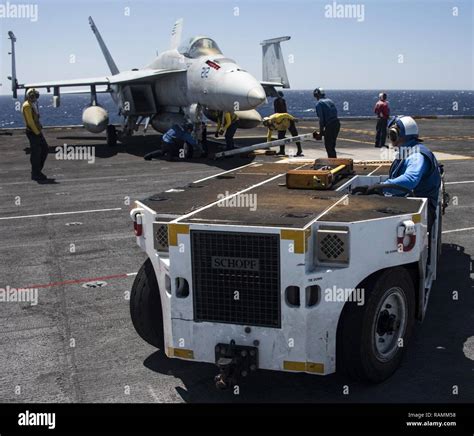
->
[[219, 129, 225, 136], [214, 131, 219, 138], [313, 130, 322, 140]]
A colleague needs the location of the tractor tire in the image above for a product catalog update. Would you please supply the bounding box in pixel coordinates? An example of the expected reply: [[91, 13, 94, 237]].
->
[[130, 258, 164, 349], [337, 267, 416, 383]]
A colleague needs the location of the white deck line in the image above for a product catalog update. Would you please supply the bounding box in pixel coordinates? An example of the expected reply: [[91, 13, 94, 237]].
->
[[445, 181, 474, 185], [442, 227, 474, 234], [192, 162, 256, 184], [0, 207, 122, 220], [367, 165, 383, 176]]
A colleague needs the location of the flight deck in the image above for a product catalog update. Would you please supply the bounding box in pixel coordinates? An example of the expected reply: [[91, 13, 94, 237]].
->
[[0, 117, 472, 403]]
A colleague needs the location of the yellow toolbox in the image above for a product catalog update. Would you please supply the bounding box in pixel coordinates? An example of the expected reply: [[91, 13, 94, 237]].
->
[[286, 158, 354, 190], [313, 158, 354, 173]]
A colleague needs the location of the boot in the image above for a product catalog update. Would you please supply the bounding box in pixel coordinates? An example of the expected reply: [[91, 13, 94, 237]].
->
[[276, 147, 286, 156]]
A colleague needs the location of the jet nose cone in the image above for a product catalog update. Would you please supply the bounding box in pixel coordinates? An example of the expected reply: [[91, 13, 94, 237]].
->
[[247, 86, 266, 107]]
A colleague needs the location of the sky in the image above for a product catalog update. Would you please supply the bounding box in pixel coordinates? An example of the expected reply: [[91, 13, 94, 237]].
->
[[0, 0, 473, 94]]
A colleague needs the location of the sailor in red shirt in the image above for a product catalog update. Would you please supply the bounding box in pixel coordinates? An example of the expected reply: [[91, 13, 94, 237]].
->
[[374, 92, 390, 148]]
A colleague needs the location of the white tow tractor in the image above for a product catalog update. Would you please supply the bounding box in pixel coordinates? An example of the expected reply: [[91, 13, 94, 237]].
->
[[129, 159, 448, 388]]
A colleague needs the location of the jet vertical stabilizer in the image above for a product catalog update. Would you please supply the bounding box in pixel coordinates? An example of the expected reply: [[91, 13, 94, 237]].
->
[[170, 18, 183, 50], [261, 36, 291, 88], [89, 16, 120, 75]]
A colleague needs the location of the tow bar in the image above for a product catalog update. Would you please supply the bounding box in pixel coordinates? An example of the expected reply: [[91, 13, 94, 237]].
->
[[214, 340, 258, 390]]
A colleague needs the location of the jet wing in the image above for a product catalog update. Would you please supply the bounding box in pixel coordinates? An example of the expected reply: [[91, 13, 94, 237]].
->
[[109, 69, 186, 84], [61, 88, 110, 95], [21, 76, 109, 89], [19, 68, 186, 90]]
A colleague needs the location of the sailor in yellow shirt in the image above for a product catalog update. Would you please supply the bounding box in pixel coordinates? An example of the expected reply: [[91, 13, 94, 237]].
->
[[215, 111, 239, 150], [22, 88, 50, 181], [263, 113, 303, 156]]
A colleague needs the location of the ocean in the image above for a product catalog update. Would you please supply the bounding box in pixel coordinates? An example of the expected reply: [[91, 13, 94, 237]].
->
[[1, 90, 473, 129]]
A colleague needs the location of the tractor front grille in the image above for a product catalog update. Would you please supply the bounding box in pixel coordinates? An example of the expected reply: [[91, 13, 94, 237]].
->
[[191, 230, 281, 328]]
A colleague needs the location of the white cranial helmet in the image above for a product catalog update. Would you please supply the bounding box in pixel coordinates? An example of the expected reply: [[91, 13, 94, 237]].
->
[[389, 115, 419, 139]]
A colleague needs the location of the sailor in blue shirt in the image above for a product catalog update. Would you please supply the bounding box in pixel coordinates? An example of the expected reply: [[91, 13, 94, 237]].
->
[[144, 122, 197, 161], [314, 87, 340, 158], [382, 116, 441, 231]]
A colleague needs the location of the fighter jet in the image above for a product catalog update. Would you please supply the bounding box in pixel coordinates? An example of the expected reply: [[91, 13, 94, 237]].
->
[[7, 18, 290, 145]]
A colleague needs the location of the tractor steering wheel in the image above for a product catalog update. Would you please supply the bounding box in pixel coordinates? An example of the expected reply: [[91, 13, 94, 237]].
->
[[351, 183, 414, 197]]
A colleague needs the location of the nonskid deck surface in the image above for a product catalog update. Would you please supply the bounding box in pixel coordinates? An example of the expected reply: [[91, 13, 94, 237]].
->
[[142, 162, 421, 227], [142, 162, 311, 220], [0, 119, 472, 403]]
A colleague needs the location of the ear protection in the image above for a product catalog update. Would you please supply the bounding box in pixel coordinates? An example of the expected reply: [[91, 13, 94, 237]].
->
[[388, 122, 400, 142], [313, 87, 325, 98], [26, 88, 40, 99], [388, 117, 405, 142], [388, 116, 420, 143]]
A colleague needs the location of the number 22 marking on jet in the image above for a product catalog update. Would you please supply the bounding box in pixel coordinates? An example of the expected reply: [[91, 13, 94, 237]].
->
[[201, 66, 210, 79]]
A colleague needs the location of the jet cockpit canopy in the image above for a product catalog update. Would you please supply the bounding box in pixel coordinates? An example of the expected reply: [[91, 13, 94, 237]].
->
[[178, 36, 223, 58]]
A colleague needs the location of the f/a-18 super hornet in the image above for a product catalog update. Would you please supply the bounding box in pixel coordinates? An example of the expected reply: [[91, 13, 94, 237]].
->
[[7, 17, 290, 145]]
